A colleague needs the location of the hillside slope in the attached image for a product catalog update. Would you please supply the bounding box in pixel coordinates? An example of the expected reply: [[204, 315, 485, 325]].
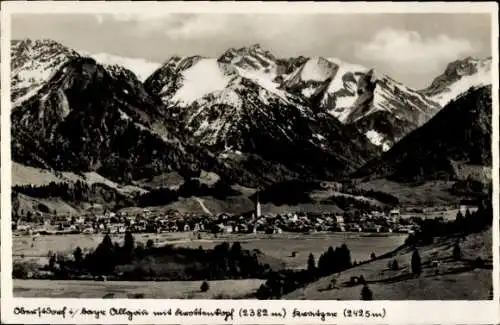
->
[[421, 57, 492, 107], [10, 56, 226, 184], [353, 86, 492, 182], [284, 227, 492, 300]]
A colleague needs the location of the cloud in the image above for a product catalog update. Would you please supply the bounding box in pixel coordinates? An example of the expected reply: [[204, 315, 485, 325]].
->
[[103, 13, 323, 44], [165, 15, 235, 40], [100, 13, 188, 34], [355, 29, 480, 73]]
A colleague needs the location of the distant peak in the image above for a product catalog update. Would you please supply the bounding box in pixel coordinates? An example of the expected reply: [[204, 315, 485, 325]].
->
[[250, 43, 262, 49], [218, 43, 277, 66], [12, 38, 66, 48]]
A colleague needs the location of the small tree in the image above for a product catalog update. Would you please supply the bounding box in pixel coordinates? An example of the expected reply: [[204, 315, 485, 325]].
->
[[230, 242, 242, 258], [358, 275, 366, 285], [452, 241, 461, 261], [123, 231, 135, 257], [391, 259, 399, 270], [48, 255, 56, 270], [256, 284, 272, 299], [73, 246, 83, 264], [200, 280, 210, 292], [411, 249, 422, 276], [307, 253, 316, 273], [361, 284, 373, 300], [370, 252, 376, 260], [146, 239, 155, 249], [474, 256, 484, 268]]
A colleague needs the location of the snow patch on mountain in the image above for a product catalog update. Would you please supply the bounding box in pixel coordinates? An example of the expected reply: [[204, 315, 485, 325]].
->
[[320, 59, 370, 122], [235, 67, 294, 104], [170, 59, 233, 105], [422, 57, 492, 107], [429, 66, 491, 106], [365, 130, 391, 152], [11, 39, 79, 106], [299, 57, 336, 82]]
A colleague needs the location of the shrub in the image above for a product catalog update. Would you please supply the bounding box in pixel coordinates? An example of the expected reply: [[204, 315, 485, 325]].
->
[[13, 262, 33, 279], [474, 257, 484, 268], [361, 284, 373, 300], [48, 255, 56, 270], [358, 275, 366, 285], [391, 259, 399, 270], [132, 293, 144, 299], [411, 249, 422, 276], [348, 276, 358, 286], [73, 246, 83, 264], [146, 239, 155, 249], [307, 253, 316, 273], [453, 242, 461, 261], [370, 252, 376, 260], [200, 280, 210, 292], [256, 284, 272, 299]]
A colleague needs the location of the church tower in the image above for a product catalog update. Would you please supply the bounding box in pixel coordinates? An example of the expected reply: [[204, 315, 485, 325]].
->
[[255, 191, 262, 219]]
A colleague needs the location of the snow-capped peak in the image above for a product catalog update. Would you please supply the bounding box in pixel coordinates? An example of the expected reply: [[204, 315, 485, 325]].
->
[[218, 44, 277, 73], [421, 56, 492, 107], [11, 39, 80, 106], [83, 52, 161, 82]]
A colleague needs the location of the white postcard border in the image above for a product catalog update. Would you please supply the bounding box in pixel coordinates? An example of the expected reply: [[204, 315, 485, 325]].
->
[[1, 1, 499, 324]]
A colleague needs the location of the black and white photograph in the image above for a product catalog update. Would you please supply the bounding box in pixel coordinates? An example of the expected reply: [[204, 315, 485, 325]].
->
[[1, 1, 497, 309]]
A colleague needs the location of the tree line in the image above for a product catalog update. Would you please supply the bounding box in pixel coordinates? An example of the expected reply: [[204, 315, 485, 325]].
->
[[137, 177, 240, 207], [37, 231, 271, 281], [405, 197, 492, 247], [12, 177, 240, 211], [256, 243, 353, 299], [13, 180, 131, 207]]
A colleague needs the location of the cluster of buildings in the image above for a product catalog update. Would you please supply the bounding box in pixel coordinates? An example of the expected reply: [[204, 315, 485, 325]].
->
[[13, 197, 421, 236]]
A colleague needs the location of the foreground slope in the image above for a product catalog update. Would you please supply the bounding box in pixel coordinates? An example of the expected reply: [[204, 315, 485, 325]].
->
[[284, 227, 492, 300], [353, 86, 492, 182]]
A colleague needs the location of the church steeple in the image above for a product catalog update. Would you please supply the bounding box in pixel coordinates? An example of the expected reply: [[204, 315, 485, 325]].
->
[[255, 191, 261, 218]]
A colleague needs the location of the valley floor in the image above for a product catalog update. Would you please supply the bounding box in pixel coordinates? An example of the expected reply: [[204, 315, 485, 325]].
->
[[10, 229, 493, 300], [13, 279, 264, 299], [13, 232, 407, 270]]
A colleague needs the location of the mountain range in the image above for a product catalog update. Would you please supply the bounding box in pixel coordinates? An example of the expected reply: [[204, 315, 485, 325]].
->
[[10, 38, 493, 211], [354, 85, 492, 182]]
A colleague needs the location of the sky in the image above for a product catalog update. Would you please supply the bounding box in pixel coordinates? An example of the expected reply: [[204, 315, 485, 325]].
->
[[11, 13, 492, 88]]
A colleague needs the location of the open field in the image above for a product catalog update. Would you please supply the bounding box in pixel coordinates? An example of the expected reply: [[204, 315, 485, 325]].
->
[[13, 232, 407, 270], [358, 179, 459, 206], [12, 162, 146, 194], [14, 278, 264, 299], [13, 232, 407, 298]]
